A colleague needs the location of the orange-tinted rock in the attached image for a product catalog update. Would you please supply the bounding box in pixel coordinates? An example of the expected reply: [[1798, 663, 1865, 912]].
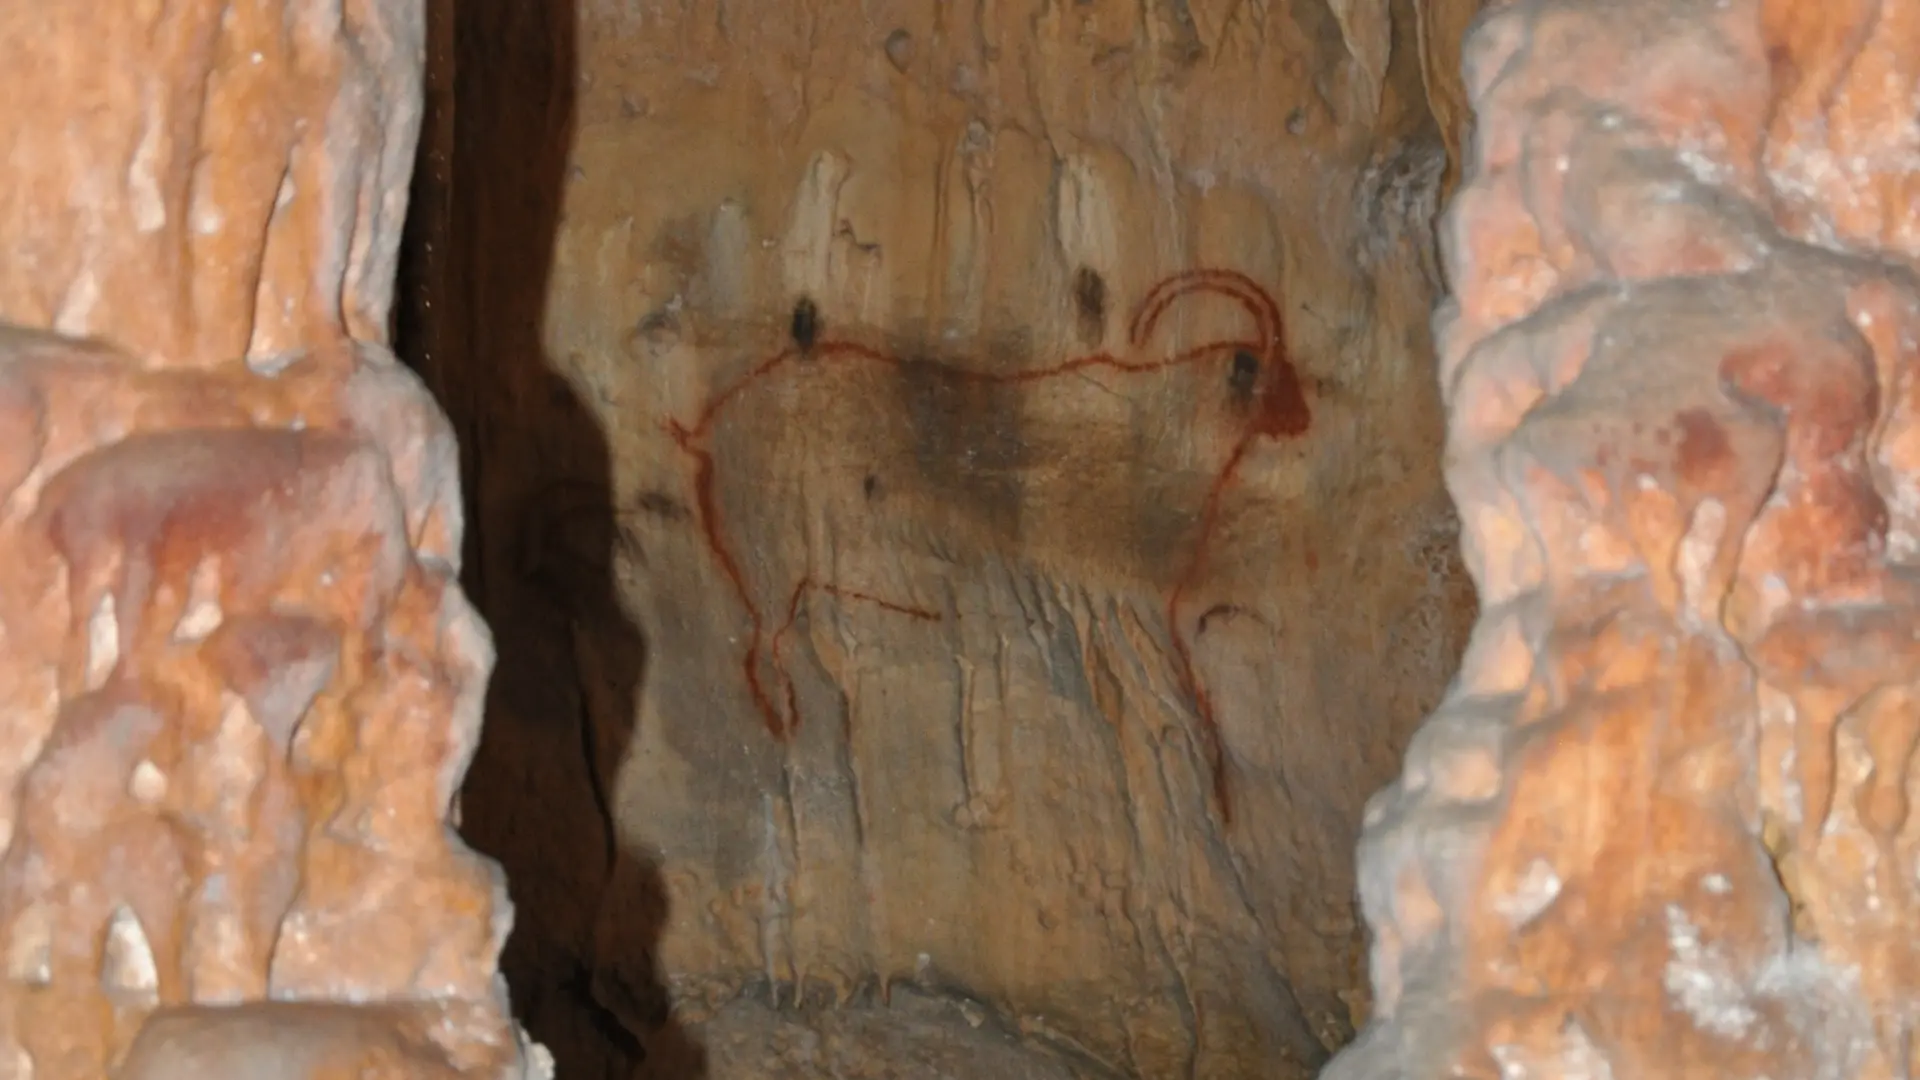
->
[[0, 1, 544, 1077], [0, 2, 421, 368], [1330, 1, 1920, 1077]]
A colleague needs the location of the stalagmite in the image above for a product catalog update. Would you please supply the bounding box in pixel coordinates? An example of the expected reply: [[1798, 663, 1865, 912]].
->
[[0, 2, 546, 1076], [1330, 0, 1920, 1076]]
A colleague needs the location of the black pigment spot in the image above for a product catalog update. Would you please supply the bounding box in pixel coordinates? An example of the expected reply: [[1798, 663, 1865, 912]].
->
[[790, 297, 820, 354], [1073, 267, 1108, 347], [1073, 267, 1107, 322], [1230, 349, 1260, 400]]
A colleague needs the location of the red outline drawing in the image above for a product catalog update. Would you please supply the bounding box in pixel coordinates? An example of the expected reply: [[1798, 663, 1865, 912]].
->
[[665, 268, 1310, 824]]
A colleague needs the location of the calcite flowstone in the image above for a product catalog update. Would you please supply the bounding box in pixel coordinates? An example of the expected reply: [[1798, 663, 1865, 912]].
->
[[0, 1, 545, 1077], [1330, 0, 1920, 1077]]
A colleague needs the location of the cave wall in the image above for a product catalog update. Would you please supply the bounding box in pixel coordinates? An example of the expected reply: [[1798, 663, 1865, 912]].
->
[[423, 0, 1482, 1075]]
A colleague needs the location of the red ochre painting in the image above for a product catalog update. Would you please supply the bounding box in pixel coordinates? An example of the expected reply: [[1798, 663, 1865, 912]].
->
[[665, 269, 1312, 824]]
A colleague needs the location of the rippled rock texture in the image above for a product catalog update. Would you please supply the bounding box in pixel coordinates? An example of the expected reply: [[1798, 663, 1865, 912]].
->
[[1330, 0, 1920, 1077], [0, 2, 545, 1076]]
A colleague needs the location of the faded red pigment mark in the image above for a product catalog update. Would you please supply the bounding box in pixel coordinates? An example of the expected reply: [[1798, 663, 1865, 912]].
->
[[770, 579, 942, 739], [665, 268, 1311, 826]]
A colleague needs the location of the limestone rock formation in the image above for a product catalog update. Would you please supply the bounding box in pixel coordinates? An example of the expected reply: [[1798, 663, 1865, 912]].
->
[[1329, 0, 1920, 1077], [0, 2, 544, 1077], [419, 0, 1478, 1076]]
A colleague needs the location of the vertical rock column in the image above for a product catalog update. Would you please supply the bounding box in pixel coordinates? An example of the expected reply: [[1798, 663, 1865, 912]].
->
[[1330, 0, 1920, 1077], [0, 3, 546, 1078]]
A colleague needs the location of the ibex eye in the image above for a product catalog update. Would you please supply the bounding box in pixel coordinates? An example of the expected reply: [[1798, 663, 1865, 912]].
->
[[1230, 350, 1260, 396]]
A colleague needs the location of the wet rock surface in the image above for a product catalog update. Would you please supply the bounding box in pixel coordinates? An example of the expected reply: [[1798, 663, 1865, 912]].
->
[[1330, 1, 1920, 1077], [0, 1, 544, 1076]]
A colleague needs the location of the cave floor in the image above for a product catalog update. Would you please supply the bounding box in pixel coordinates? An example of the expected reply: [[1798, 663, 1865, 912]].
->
[[637, 988, 1108, 1080]]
